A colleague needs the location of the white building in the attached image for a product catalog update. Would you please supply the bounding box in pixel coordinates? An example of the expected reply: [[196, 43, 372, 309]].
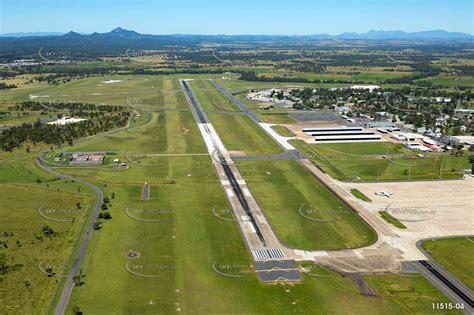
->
[[350, 85, 380, 92]]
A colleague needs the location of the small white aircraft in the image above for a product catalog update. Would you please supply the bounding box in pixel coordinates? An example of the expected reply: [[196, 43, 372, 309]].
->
[[375, 190, 393, 198]]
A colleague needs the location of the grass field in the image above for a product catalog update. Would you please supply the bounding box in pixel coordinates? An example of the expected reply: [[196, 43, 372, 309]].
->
[[188, 83, 283, 155], [270, 125, 295, 137], [59, 106, 451, 315], [257, 69, 415, 83], [0, 74, 460, 314], [422, 237, 474, 290], [419, 74, 474, 87], [351, 189, 372, 202], [237, 160, 376, 250], [290, 140, 470, 181], [0, 151, 95, 314], [190, 80, 240, 112], [364, 274, 460, 314], [379, 211, 407, 229]]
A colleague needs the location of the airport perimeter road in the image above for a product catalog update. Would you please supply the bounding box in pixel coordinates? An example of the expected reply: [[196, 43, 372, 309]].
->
[[37, 155, 104, 315], [181, 79, 300, 282]]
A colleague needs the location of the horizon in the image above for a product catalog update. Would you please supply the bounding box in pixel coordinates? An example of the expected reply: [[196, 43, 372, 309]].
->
[[1, 27, 473, 37], [1, 0, 473, 35]]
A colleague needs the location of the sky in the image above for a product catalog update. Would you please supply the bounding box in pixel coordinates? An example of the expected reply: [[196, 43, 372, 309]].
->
[[1, 0, 473, 35]]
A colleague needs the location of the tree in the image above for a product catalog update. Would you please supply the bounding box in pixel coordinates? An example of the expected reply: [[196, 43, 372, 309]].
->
[[93, 221, 102, 230], [73, 269, 85, 286], [72, 306, 83, 315], [42, 225, 54, 235]]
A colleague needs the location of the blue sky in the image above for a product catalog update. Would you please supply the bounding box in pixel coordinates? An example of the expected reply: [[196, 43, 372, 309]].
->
[[1, 0, 473, 35]]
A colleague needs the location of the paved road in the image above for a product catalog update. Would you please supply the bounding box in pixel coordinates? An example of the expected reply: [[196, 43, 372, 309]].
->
[[209, 79, 474, 305], [37, 154, 104, 315]]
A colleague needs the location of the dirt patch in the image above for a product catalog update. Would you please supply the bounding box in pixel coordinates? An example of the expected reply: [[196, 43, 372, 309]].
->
[[351, 275, 377, 296], [181, 126, 190, 134]]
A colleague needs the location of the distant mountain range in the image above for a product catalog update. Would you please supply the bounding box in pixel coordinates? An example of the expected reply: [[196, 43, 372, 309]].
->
[[1, 27, 472, 40], [1, 27, 472, 56]]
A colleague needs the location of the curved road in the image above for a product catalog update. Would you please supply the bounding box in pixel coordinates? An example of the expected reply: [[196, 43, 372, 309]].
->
[[210, 79, 474, 309], [37, 154, 104, 315]]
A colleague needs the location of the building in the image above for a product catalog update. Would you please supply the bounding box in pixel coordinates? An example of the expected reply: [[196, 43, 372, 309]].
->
[[391, 132, 423, 142], [451, 136, 474, 146], [363, 121, 395, 129], [70, 152, 105, 165], [454, 109, 474, 119], [406, 143, 432, 152], [303, 126, 382, 143], [350, 85, 380, 92], [47, 117, 87, 125]]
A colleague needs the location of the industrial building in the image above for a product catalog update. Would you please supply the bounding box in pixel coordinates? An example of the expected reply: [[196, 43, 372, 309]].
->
[[69, 152, 105, 165], [303, 126, 382, 143], [451, 135, 474, 146]]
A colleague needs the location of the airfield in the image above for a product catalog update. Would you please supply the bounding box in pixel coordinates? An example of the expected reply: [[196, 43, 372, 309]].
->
[[0, 74, 472, 314]]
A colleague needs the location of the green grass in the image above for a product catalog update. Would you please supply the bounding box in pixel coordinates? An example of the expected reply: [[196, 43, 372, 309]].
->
[[206, 113, 283, 155], [365, 274, 461, 314], [0, 74, 458, 314], [191, 80, 240, 112], [259, 113, 295, 124], [0, 152, 95, 314], [291, 140, 470, 181], [237, 159, 376, 250], [60, 116, 447, 314], [419, 74, 474, 87], [189, 81, 283, 155], [350, 189, 372, 202], [270, 125, 295, 137], [422, 237, 474, 290], [379, 211, 407, 229]]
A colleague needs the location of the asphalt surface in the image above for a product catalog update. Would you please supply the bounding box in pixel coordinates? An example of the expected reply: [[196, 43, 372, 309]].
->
[[210, 80, 262, 123], [181, 79, 267, 245], [209, 79, 474, 305], [181, 79, 300, 281], [415, 240, 473, 313], [37, 154, 104, 315]]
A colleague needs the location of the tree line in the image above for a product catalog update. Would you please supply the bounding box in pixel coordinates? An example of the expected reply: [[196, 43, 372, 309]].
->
[[1, 102, 130, 151]]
